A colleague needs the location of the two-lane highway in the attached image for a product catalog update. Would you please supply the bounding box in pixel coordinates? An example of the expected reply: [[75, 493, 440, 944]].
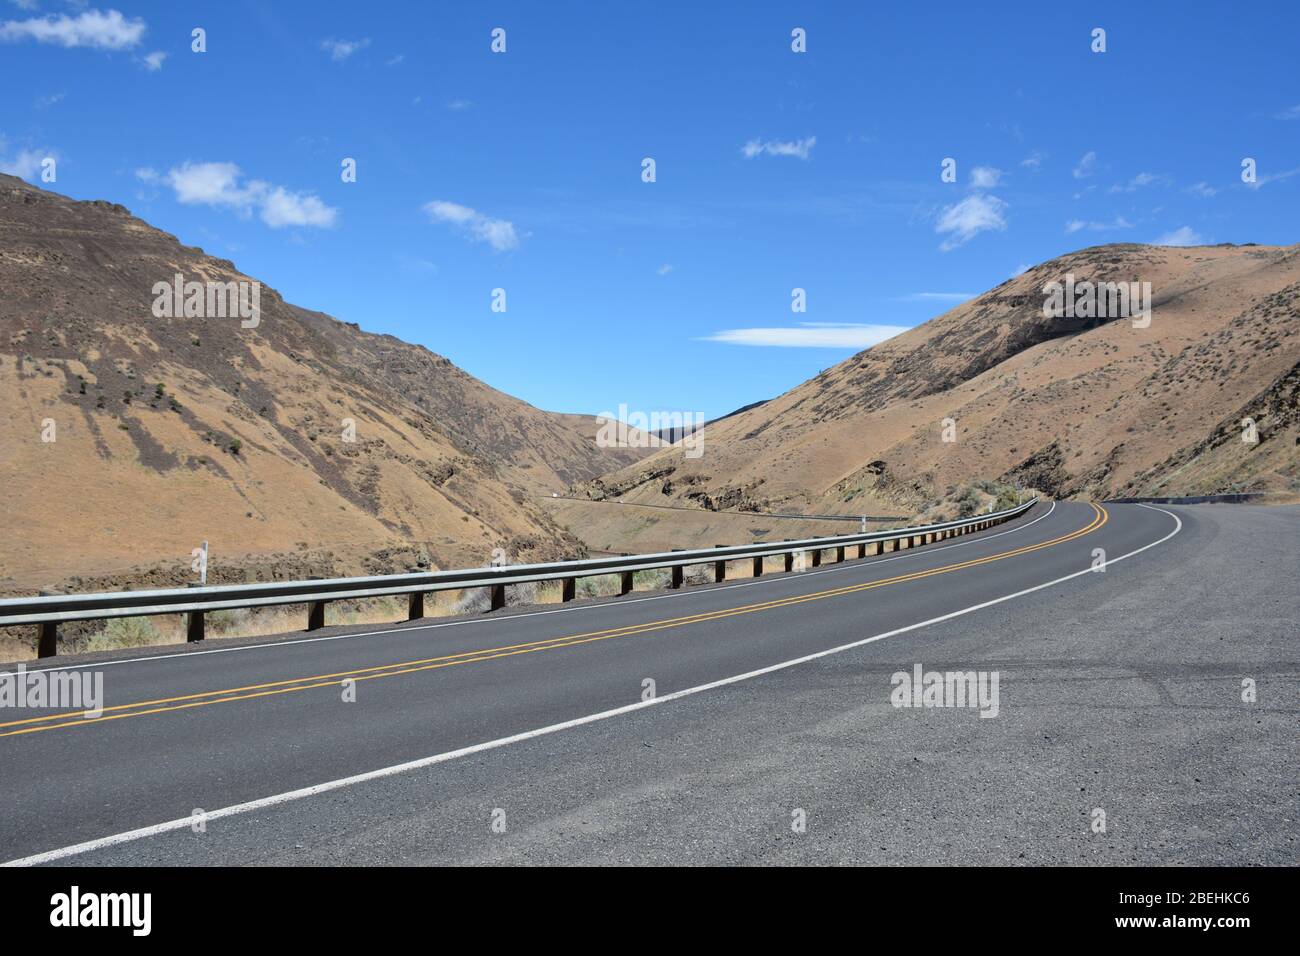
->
[[6, 499, 1284, 865]]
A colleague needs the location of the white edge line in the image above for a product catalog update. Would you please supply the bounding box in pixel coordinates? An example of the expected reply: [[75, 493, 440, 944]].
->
[[8, 502, 1058, 676], [3, 502, 1177, 867]]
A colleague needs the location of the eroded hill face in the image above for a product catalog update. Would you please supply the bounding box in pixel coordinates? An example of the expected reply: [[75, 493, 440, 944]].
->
[[0, 175, 646, 591], [570, 242, 1299, 539]]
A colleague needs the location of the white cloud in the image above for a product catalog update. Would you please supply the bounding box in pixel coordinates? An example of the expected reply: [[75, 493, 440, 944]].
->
[[260, 187, 337, 228], [935, 193, 1007, 251], [446, 99, 472, 111], [1150, 226, 1204, 247], [0, 145, 54, 180], [167, 161, 259, 207], [422, 200, 518, 251], [33, 91, 64, 109], [139, 49, 166, 71], [1020, 151, 1043, 169], [164, 161, 337, 229], [1072, 150, 1097, 179], [321, 37, 369, 62], [1186, 181, 1216, 198], [702, 322, 907, 349], [0, 8, 145, 49], [385, 53, 404, 66], [741, 136, 816, 161], [901, 292, 973, 302], [657, 263, 674, 276], [1065, 216, 1133, 234], [970, 166, 1002, 189], [1244, 166, 1300, 190], [1274, 104, 1300, 120], [133, 166, 159, 182], [1108, 171, 1167, 193]]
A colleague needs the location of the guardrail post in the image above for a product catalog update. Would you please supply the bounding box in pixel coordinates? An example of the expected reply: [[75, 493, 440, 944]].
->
[[891, 538, 900, 552], [562, 577, 576, 602], [307, 600, 326, 631], [811, 548, 822, 567], [752, 555, 763, 577], [489, 584, 506, 611], [857, 543, 866, 559], [620, 570, 634, 595], [184, 582, 205, 641], [671, 565, 683, 588], [714, 545, 726, 583], [784, 552, 794, 572], [836, 545, 845, 562], [407, 591, 424, 620], [36, 590, 59, 657]]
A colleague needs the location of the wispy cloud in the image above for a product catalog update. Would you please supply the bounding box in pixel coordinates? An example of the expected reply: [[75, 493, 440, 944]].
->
[[139, 50, 166, 71], [702, 322, 907, 349], [1186, 181, 1217, 198], [936, 194, 1007, 251], [900, 292, 973, 302], [1065, 216, 1134, 234], [657, 263, 674, 276], [1274, 104, 1300, 120], [385, 53, 404, 67], [1108, 172, 1167, 193], [33, 91, 64, 109], [0, 7, 144, 49], [321, 37, 369, 62], [0, 142, 56, 180], [422, 200, 519, 251], [741, 136, 816, 161], [1072, 150, 1097, 179], [1244, 166, 1300, 190], [445, 99, 472, 111], [970, 166, 1002, 189], [1020, 151, 1043, 169], [1150, 226, 1204, 247], [164, 161, 338, 229]]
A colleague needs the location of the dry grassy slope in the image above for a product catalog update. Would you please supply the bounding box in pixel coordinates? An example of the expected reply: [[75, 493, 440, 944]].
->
[[0, 175, 646, 591], [567, 243, 1299, 548]]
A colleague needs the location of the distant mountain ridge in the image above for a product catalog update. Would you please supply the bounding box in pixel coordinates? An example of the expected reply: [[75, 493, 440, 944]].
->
[[566, 242, 1299, 540]]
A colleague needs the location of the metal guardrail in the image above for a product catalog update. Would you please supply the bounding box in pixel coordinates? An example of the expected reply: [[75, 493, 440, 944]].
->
[[1103, 493, 1265, 505], [1, 498, 1039, 658]]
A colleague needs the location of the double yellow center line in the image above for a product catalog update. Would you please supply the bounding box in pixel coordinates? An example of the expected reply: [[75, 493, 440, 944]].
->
[[0, 504, 1106, 738]]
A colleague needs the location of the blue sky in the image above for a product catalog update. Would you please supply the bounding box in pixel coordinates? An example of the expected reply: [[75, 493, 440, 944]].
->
[[2, 1, 1297, 420]]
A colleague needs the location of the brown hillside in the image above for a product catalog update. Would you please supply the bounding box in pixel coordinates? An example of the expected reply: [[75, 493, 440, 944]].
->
[[0, 175, 647, 592]]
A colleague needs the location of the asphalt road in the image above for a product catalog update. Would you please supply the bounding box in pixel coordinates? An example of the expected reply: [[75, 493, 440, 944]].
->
[[2, 500, 1295, 866]]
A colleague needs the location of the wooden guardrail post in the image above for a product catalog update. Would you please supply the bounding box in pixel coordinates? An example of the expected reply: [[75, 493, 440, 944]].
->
[[562, 577, 576, 602], [36, 590, 59, 657], [620, 570, 634, 595], [784, 552, 794, 572], [811, 548, 822, 567], [185, 583, 205, 641], [489, 584, 506, 611], [752, 555, 763, 577], [407, 591, 425, 620], [307, 600, 326, 631], [836, 545, 845, 562], [714, 545, 726, 583]]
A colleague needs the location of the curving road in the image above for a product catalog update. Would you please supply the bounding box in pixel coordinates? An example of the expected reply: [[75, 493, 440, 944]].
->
[[2, 499, 1295, 865]]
